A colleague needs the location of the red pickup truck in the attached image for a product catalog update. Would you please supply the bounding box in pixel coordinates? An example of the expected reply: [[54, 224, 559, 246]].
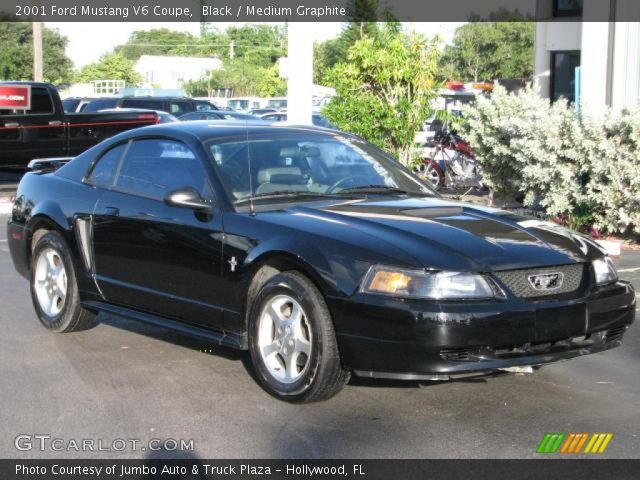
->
[[0, 82, 159, 170]]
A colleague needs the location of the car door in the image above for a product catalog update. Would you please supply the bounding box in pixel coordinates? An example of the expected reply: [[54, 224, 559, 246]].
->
[[91, 137, 226, 330]]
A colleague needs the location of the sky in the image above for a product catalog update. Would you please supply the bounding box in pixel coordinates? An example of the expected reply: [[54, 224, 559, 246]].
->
[[48, 22, 465, 69]]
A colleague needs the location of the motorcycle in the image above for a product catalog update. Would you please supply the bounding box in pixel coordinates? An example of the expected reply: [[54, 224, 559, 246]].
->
[[414, 129, 483, 191]]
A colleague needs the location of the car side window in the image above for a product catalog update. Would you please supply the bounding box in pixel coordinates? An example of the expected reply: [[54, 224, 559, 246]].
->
[[115, 139, 214, 201], [169, 101, 191, 116], [86, 143, 127, 188], [29, 87, 54, 114], [0, 87, 53, 116], [195, 101, 216, 111]]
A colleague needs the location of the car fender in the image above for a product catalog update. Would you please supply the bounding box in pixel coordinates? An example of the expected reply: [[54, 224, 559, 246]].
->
[[27, 201, 69, 234], [24, 202, 99, 295], [244, 235, 338, 296]]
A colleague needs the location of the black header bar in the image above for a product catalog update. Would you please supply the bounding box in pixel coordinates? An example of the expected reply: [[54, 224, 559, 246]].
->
[[2, 0, 639, 22]]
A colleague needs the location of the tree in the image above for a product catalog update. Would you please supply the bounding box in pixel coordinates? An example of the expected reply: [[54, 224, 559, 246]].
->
[[183, 60, 285, 98], [76, 52, 141, 85], [0, 23, 73, 84], [225, 24, 286, 67], [255, 65, 286, 97], [439, 11, 534, 82], [323, 26, 441, 166], [114, 25, 287, 94], [117, 29, 201, 60], [313, 0, 384, 84]]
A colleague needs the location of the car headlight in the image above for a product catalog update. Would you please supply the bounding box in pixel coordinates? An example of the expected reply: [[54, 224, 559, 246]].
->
[[361, 266, 502, 300], [593, 257, 618, 286]]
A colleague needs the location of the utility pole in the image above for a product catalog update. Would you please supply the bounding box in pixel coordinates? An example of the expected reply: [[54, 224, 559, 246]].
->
[[32, 22, 43, 82], [286, 23, 312, 125], [229, 41, 235, 62]]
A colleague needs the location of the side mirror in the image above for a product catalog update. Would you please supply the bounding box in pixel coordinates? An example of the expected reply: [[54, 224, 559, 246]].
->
[[164, 187, 213, 211]]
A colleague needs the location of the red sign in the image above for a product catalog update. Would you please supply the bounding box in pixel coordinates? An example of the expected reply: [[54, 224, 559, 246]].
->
[[0, 85, 31, 110]]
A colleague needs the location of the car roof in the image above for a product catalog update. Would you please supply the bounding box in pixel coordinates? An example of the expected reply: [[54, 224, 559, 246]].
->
[[116, 120, 344, 143], [0, 81, 53, 88], [120, 96, 207, 101]]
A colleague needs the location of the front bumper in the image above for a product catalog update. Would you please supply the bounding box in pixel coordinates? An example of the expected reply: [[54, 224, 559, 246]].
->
[[7, 220, 30, 279], [329, 281, 635, 378]]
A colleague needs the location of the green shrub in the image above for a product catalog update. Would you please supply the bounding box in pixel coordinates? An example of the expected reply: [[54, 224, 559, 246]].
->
[[462, 85, 640, 234]]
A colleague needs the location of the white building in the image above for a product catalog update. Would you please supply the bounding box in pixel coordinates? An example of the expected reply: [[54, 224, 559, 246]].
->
[[534, 0, 640, 115], [134, 55, 222, 90]]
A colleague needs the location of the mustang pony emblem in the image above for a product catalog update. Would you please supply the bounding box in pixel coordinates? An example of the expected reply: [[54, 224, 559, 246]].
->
[[528, 272, 564, 291]]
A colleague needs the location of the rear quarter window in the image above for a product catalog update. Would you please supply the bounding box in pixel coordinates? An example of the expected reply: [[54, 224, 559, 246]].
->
[[86, 143, 127, 188]]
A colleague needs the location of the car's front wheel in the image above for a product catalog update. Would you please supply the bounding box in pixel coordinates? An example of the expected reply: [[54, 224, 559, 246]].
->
[[249, 271, 349, 402], [30, 230, 96, 333]]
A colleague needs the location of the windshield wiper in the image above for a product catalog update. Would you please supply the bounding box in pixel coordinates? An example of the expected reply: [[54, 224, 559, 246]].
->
[[234, 191, 338, 205], [337, 185, 431, 196]]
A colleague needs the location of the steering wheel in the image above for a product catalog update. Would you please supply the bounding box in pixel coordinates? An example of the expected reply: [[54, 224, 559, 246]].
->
[[326, 175, 371, 193]]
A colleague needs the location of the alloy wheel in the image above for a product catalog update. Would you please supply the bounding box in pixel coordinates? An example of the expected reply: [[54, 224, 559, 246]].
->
[[257, 294, 313, 384], [33, 247, 68, 317]]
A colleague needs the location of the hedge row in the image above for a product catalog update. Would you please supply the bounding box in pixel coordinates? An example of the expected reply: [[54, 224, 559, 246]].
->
[[460, 86, 640, 234]]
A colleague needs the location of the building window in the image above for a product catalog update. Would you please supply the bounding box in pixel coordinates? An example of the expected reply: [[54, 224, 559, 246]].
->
[[551, 51, 581, 103], [553, 0, 583, 17]]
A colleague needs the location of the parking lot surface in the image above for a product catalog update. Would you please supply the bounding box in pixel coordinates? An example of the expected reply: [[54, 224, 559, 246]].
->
[[0, 214, 638, 459]]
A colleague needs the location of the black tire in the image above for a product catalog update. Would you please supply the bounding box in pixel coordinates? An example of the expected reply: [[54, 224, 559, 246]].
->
[[30, 230, 96, 333], [248, 271, 349, 402]]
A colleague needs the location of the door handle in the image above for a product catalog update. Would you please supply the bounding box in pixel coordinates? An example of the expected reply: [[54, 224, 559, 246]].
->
[[48, 120, 63, 126], [103, 206, 119, 216], [4, 122, 19, 128]]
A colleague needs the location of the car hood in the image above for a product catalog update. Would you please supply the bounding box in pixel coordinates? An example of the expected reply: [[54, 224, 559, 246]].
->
[[281, 197, 603, 272]]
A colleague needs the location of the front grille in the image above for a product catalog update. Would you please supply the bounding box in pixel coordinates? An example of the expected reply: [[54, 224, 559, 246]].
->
[[492, 264, 585, 300], [605, 326, 627, 343]]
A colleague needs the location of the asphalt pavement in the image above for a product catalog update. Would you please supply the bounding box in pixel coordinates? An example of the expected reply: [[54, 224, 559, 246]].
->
[[0, 214, 638, 459]]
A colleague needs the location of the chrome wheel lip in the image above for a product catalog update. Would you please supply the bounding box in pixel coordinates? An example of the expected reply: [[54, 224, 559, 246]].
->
[[34, 247, 68, 318], [257, 294, 312, 384]]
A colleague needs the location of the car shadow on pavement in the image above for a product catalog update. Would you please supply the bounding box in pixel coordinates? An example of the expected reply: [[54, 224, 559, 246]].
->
[[97, 312, 518, 395], [97, 312, 249, 364]]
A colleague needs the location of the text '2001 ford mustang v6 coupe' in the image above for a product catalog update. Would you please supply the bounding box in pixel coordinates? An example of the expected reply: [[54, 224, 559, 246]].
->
[[7, 122, 635, 402]]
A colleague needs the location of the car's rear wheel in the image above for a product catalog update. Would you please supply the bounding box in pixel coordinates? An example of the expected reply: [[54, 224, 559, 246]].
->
[[249, 271, 349, 402], [30, 231, 96, 333]]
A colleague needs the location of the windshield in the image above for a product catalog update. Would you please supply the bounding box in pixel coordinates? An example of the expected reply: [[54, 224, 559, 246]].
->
[[207, 133, 434, 203]]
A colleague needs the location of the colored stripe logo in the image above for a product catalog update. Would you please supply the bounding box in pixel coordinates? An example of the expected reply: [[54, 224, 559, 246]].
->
[[537, 433, 613, 454]]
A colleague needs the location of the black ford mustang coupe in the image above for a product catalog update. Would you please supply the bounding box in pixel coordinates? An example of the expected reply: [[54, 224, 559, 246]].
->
[[7, 122, 635, 402]]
